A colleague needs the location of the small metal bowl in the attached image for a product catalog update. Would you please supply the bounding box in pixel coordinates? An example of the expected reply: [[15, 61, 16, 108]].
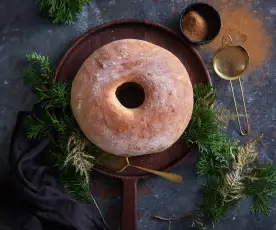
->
[[180, 3, 221, 45]]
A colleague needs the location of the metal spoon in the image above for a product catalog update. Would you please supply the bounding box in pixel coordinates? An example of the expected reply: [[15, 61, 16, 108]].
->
[[96, 153, 182, 184]]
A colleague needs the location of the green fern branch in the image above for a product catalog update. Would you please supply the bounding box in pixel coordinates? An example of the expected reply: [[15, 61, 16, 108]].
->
[[37, 82, 71, 110], [24, 52, 99, 203], [64, 132, 96, 184], [24, 112, 72, 139], [184, 84, 276, 227], [37, 0, 91, 24], [24, 53, 54, 91], [52, 149, 93, 202], [24, 115, 52, 139], [245, 164, 276, 215]]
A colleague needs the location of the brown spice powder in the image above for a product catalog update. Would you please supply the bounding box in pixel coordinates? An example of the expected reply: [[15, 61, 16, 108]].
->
[[207, 6, 272, 71], [182, 11, 208, 42], [140, 185, 153, 195]]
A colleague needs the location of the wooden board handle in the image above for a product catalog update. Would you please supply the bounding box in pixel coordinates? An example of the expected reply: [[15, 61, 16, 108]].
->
[[121, 178, 138, 230]]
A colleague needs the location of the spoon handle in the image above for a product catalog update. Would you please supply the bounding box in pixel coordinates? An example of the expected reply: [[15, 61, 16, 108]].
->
[[130, 165, 182, 184]]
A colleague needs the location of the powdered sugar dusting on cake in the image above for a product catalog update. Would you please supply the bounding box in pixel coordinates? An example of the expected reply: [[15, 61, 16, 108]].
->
[[71, 39, 193, 156]]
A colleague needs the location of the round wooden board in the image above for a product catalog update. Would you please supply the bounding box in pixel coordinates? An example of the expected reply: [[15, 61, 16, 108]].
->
[[55, 19, 211, 230], [55, 19, 211, 178]]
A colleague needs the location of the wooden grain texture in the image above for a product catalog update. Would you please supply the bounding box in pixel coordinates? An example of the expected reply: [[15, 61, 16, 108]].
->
[[55, 19, 211, 230], [121, 178, 138, 230]]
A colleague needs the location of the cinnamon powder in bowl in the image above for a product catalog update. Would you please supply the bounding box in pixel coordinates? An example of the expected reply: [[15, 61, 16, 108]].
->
[[180, 3, 221, 45], [182, 11, 208, 42]]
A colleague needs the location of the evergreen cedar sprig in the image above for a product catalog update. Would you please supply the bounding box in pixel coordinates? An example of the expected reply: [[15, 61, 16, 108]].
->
[[24, 53, 97, 202], [24, 53, 276, 228], [183, 84, 276, 225], [245, 164, 276, 215], [25, 53, 70, 111], [37, 0, 91, 24], [52, 148, 93, 203]]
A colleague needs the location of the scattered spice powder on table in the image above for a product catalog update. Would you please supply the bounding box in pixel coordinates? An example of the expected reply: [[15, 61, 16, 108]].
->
[[182, 11, 208, 41], [207, 6, 272, 71], [140, 185, 153, 195]]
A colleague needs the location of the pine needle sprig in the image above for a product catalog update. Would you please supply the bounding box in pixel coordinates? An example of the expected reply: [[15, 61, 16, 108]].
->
[[24, 52, 100, 203], [25, 53, 71, 112], [24, 53, 54, 94], [52, 149, 92, 202], [24, 115, 52, 139], [48, 112, 70, 135], [61, 170, 92, 203], [203, 177, 241, 223], [26, 53, 51, 70], [197, 134, 238, 177], [214, 103, 247, 129], [182, 84, 238, 178], [53, 147, 110, 229], [192, 217, 207, 230], [24, 68, 45, 90], [182, 84, 276, 227], [236, 141, 258, 171], [193, 83, 215, 107], [181, 104, 219, 152], [245, 164, 276, 215], [200, 140, 257, 223], [65, 132, 96, 184], [24, 112, 72, 139], [37, 0, 91, 24], [37, 82, 71, 110], [201, 137, 275, 225], [182, 84, 222, 153], [202, 141, 257, 222], [214, 103, 235, 129], [51, 131, 98, 203], [25, 53, 54, 86]]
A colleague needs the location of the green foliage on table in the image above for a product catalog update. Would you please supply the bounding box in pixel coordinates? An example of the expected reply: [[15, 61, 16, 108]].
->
[[24, 53, 99, 202], [37, 0, 91, 24], [24, 53, 276, 229], [182, 84, 276, 226], [245, 164, 276, 215]]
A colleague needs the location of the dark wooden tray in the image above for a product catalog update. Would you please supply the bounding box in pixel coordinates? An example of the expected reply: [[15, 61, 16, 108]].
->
[[55, 19, 211, 230]]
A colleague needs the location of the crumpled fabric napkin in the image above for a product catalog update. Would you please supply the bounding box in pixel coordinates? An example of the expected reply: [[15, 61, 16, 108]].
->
[[1, 111, 108, 230]]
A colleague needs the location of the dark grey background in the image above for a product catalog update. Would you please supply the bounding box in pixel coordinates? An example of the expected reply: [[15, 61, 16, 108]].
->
[[0, 0, 275, 229]]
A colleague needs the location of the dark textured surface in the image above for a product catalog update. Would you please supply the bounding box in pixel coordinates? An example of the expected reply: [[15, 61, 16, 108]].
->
[[0, 0, 275, 229]]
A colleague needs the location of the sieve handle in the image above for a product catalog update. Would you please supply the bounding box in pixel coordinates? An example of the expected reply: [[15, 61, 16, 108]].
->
[[222, 35, 233, 47], [230, 79, 250, 136], [222, 34, 247, 47], [121, 178, 138, 230]]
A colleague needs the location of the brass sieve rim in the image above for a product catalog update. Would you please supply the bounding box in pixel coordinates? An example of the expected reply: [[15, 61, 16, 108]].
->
[[212, 35, 251, 136], [213, 43, 251, 81]]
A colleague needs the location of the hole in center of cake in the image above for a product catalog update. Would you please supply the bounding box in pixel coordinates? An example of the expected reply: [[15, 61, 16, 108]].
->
[[116, 82, 145, 109]]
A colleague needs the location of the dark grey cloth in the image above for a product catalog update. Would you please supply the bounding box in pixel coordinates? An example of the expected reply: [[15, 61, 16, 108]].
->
[[2, 111, 107, 230]]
